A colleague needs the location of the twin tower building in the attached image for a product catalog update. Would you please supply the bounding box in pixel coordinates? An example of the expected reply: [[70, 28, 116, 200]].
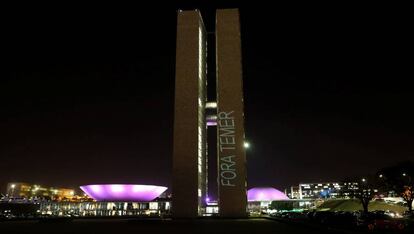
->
[[172, 9, 247, 218]]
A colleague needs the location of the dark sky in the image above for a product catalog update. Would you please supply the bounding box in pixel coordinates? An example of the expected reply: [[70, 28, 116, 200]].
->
[[1, 2, 413, 197]]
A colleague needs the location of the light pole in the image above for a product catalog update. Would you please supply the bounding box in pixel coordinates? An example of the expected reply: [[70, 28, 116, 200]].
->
[[402, 172, 412, 185]]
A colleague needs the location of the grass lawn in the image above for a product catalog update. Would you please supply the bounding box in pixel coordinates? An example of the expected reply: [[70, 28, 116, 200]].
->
[[317, 199, 407, 213]]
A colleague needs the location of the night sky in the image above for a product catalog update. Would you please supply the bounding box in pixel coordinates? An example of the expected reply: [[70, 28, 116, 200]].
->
[[1, 2, 413, 197]]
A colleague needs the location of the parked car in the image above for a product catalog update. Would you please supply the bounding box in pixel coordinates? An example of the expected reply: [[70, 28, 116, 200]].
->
[[357, 212, 405, 231], [311, 211, 335, 224]]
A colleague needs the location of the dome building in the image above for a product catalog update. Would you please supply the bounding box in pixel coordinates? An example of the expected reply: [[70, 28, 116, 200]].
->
[[247, 187, 289, 214], [80, 184, 167, 202], [247, 187, 289, 202]]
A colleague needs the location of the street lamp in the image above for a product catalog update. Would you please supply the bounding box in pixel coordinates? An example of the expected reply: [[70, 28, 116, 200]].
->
[[361, 178, 366, 182], [402, 173, 407, 177], [379, 174, 383, 178], [244, 142, 250, 149]]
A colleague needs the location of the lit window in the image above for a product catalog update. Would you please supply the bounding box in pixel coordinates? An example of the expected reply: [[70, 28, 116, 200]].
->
[[198, 28, 202, 80], [206, 102, 217, 108]]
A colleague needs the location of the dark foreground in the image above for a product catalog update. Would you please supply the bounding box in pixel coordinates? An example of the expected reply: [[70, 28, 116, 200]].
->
[[0, 217, 364, 234]]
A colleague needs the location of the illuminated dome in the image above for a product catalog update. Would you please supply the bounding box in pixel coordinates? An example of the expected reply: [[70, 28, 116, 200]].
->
[[80, 184, 167, 202], [247, 187, 289, 201]]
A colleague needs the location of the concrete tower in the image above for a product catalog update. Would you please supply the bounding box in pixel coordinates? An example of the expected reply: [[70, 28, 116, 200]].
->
[[216, 8, 247, 218], [172, 8, 246, 218], [172, 10, 207, 218]]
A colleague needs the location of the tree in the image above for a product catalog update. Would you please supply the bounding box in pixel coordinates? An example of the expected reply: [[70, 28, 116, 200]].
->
[[357, 178, 377, 214], [343, 176, 378, 213], [377, 161, 414, 213], [401, 185, 413, 213]]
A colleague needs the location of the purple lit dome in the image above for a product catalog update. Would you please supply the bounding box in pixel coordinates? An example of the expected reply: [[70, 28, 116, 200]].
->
[[247, 187, 289, 201], [80, 184, 168, 202]]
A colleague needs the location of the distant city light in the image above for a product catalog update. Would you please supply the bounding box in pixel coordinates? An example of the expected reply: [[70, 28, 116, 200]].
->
[[379, 174, 383, 178], [361, 178, 366, 182], [244, 142, 250, 148], [11, 184, 15, 188], [402, 173, 406, 177]]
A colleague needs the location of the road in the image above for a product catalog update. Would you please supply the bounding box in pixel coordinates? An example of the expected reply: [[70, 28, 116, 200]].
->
[[0, 217, 358, 234]]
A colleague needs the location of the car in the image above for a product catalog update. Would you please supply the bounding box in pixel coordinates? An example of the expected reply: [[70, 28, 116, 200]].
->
[[329, 211, 358, 227], [403, 211, 414, 219], [312, 211, 335, 224], [357, 212, 405, 231], [373, 217, 405, 231]]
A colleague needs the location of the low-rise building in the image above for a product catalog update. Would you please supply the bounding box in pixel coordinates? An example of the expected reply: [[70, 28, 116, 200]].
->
[[287, 186, 300, 199], [292, 182, 359, 199], [6, 182, 75, 201]]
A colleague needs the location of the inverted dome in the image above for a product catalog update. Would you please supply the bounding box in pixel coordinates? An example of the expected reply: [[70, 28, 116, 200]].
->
[[248, 187, 289, 201], [80, 184, 167, 202]]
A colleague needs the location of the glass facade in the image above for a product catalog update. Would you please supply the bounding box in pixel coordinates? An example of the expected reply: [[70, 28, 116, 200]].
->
[[298, 182, 360, 199], [197, 20, 208, 215], [39, 201, 171, 217]]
